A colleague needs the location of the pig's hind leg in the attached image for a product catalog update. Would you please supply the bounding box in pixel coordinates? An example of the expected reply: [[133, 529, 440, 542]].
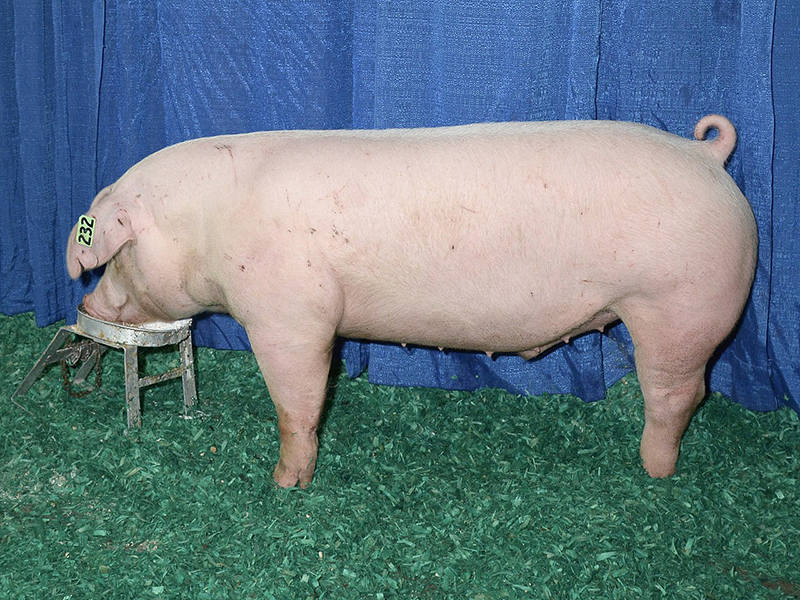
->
[[248, 328, 336, 488], [620, 300, 740, 478]]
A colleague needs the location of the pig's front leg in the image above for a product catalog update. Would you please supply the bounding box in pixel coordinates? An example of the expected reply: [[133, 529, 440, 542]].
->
[[249, 327, 335, 488]]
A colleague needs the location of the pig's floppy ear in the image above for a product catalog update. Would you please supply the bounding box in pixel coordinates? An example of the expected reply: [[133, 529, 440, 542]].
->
[[66, 193, 135, 279]]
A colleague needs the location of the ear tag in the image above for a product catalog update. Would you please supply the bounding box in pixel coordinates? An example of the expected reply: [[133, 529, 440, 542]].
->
[[75, 214, 96, 248]]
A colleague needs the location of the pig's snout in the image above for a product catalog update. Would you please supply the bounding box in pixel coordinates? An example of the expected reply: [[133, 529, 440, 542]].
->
[[81, 291, 131, 324], [81, 293, 116, 322]]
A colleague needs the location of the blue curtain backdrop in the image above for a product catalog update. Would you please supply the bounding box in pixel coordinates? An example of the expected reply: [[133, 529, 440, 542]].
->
[[2, 1, 798, 414]]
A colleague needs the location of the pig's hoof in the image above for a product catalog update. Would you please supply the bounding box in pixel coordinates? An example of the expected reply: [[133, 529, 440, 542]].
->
[[643, 462, 676, 478], [640, 445, 678, 478], [273, 459, 316, 489]]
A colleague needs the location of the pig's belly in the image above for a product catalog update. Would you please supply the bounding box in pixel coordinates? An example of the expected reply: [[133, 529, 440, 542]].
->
[[336, 290, 620, 354]]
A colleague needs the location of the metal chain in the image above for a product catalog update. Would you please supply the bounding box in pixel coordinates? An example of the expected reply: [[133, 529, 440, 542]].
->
[[60, 339, 102, 398]]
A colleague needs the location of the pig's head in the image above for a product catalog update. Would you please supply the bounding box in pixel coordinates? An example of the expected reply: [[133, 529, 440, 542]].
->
[[67, 186, 186, 325]]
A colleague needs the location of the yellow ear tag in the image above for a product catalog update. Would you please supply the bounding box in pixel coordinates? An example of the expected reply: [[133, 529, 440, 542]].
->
[[75, 214, 96, 248]]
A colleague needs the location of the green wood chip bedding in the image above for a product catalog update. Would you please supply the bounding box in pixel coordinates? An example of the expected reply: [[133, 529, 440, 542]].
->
[[2, 313, 798, 599]]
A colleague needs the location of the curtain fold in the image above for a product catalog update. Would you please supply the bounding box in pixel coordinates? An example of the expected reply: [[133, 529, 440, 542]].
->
[[769, 0, 800, 409], [2, 0, 103, 324], [2, 0, 797, 414]]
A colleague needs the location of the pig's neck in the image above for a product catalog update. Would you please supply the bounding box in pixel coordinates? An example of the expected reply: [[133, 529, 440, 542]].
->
[[148, 200, 227, 317]]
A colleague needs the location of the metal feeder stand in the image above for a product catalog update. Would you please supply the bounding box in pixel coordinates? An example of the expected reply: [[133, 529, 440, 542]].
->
[[12, 306, 197, 427]]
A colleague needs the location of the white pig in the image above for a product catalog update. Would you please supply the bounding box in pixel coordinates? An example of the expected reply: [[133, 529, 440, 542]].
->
[[67, 116, 757, 488]]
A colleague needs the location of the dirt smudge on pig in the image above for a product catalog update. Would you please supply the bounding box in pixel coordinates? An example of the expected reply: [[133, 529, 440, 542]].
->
[[215, 143, 238, 185]]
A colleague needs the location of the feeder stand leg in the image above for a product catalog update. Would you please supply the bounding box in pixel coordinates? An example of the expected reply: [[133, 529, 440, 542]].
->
[[12, 327, 74, 400], [179, 337, 197, 417], [123, 345, 142, 428]]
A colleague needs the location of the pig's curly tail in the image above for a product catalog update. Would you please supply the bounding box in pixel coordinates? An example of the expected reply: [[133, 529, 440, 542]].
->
[[694, 114, 737, 165]]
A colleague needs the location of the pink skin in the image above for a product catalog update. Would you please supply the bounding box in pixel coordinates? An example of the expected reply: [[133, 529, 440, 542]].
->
[[67, 116, 757, 488]]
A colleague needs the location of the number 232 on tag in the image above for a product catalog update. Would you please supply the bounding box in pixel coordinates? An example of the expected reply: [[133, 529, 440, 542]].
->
[[76, 215, 96, 248]]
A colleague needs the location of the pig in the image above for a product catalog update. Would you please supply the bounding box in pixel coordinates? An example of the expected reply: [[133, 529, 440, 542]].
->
[[67, 115, 757, 488]]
